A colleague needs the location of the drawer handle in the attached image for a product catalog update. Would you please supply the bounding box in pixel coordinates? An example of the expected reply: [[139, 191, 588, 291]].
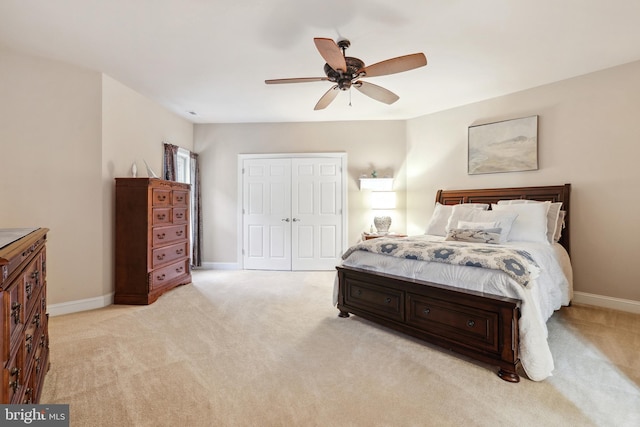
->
[[467, 320, 475, 328], [32, 313, 41, 328], [385, 297, 392, 304], [25, 282, 32, 299], [357, 289, 362, 296], [176, 230, 183, 236], [157, 254, 165, 260], [9, 367, 20, 393], [423, 308, 430, 315], [158, 195, 167, 201], [176, 249, 184, 255], [157, 233, 166, 240], [25, 334, 33, 353], [11, 302, 21, 324], [176, 266, 184, 273], [157, 274, 166, 281], [176, 196, 183, 202], [175, 213, 183, 219], [157, 214, 166, 220], [23, 387, 33, 404]]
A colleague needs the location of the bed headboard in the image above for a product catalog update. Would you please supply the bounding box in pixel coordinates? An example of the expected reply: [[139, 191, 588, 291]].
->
[[436, 184, 571, 255]]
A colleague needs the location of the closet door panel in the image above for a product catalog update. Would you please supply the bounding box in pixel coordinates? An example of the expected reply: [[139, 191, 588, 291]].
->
[[291, 158, 343, 270], [243, 159, 292, 270]]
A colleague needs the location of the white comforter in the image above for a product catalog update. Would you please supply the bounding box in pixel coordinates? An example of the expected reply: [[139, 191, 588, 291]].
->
[[334, 235, 573, 381]]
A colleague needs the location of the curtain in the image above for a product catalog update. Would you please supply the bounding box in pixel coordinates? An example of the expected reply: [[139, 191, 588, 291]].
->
[[163, 143, 179, 181], [163, 142, 202, 267], [189, 151, 202, 267]]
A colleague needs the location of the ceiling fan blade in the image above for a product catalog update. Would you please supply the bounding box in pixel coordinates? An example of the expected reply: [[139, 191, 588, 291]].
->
[[360, 53, 427, 78], [354, 81, 399, 105], [314, 85, 340, 110], [265, 77, 329, 84], [314, 38, 347, 72]]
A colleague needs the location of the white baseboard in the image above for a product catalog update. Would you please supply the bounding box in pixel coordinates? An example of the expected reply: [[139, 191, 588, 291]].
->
[[48, 293, 114, 317], [572, 291, 640, 314], [47, 284, 639, 317], [198, 262, 240, 270]]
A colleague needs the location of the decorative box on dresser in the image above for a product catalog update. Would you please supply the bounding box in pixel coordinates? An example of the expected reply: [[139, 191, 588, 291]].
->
[[115, 178, 192, 305], [0, 228, 50, 404]]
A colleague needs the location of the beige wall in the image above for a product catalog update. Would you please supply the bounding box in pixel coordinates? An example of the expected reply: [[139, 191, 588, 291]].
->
[[101, 75, 194, 298], [0, 47, 194, 308], [194, 121, 406, 265], [0, 46, 103, 305], [406, 60, 640, 303], [3, 44, 638, 309]]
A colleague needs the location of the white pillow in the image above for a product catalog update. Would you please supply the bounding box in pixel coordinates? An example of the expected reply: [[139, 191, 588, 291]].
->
[[467, 209, 518, 243], [554, 210, 566, 242], [492, 202, 550, 243], [426, 203, 488, 236], [444, 204, 490, 234], [497, 199, 562, 244]]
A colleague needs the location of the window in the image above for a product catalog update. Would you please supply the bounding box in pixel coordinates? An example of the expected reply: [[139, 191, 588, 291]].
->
[[176, 147, 191, 184]]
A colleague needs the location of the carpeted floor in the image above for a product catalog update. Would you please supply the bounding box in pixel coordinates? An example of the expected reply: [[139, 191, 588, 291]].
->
[[41, 270, 640, 426]]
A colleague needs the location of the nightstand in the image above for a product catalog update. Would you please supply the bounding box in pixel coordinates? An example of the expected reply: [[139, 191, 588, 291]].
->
[[362, 232, 408, 241]]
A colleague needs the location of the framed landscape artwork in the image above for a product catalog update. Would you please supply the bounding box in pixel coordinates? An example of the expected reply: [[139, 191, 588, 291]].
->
[[468, 115, 538, 174]]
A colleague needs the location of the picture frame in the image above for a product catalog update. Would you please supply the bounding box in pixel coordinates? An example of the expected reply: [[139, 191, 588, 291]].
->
[[468, 115, 538, 175]]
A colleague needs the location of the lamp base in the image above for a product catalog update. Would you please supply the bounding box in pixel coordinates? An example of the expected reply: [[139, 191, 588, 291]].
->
[[374, 215, 392, 234]]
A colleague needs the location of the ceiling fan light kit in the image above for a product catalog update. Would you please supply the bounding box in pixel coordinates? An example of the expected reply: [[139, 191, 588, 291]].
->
[[265, 38, 427, 110]]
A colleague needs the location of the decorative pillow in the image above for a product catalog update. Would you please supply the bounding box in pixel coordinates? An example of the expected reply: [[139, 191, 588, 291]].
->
[[497, 199, 562, 244], [492, 202, 550, 243], [426, 202, 488, 237], [457, 220, 497, 230], [445, 228, 502, 244], [466, 210, 518, 243], [444, 204, 490, 234]]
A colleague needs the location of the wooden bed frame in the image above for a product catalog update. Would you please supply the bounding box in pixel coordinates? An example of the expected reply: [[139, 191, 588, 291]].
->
[[336, 184, 571, 382]]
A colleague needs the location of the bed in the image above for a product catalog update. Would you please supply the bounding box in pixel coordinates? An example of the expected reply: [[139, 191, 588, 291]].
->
[[335, 184, 572, 382]]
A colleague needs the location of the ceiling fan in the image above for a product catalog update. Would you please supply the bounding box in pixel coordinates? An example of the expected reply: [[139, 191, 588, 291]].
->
[[265, 38, 427, 110]]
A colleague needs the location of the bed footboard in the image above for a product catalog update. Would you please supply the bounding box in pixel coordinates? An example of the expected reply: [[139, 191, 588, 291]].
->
[[336, 265, 522, 382]]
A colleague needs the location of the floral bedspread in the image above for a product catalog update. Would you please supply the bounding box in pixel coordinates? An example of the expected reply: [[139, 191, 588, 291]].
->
[[342, 236, 540, 287]]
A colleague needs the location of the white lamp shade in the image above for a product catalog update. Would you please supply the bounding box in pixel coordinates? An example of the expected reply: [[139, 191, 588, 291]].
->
[[371, 191, 396, 209]]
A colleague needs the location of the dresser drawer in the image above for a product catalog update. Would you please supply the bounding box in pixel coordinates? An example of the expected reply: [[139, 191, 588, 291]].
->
[[152, 241, 188, 268], [23, 254, 43, 318], [406, 293, 500, 353], [7, 281, 24, 356], [343, 278, 404, 322], [152, 188, 171, 206], [4, 346, 23, 404], [152, 208, 172, 225], [173, 190, 188, 206], [150, 259, 189, 290], [173, 207, 188, 223], [152, 224, 188, 247]]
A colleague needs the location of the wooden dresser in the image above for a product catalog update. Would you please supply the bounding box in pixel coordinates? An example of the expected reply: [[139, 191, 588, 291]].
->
[[0, 228, 50, 404], [115, 178, 192, 305]]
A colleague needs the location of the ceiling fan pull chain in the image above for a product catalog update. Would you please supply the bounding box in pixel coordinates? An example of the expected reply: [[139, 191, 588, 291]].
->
[[349, 89, 352, 107]]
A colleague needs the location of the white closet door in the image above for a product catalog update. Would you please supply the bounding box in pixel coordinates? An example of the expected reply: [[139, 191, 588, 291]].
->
[[243, 159, 292, 270], [291, 158, 343, 270]]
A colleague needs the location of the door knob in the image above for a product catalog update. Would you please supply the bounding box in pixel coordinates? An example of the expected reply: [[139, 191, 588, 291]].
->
[[281, 218, 290, 222], [292, 218, 300, 222]]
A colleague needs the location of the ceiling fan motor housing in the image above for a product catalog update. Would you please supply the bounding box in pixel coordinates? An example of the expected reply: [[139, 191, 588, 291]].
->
[[323, 57, 365, 90]]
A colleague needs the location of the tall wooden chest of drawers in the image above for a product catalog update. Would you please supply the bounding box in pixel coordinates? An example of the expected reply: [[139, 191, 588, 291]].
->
[[115, 178, 192, 305], [0, 228, 50, 404]]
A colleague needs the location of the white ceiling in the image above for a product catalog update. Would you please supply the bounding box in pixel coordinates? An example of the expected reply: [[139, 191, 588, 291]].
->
[[2, 1, 640, 124]]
